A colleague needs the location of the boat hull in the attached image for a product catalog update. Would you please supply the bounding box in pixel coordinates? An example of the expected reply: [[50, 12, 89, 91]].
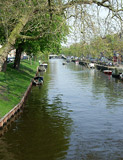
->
[[32, 77, 44, 85], [103, 70, 112, 75]]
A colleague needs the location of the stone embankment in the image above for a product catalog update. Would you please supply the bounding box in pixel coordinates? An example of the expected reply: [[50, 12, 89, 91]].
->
[[0, 82, 32, 131], [95, 63, 123, 72], [78, 60, 123, 73]]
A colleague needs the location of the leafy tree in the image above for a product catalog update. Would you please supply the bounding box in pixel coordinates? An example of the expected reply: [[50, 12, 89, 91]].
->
[[13, 13, 69, 70], [62, 33, 123, 59], [0, 0, 123, 71]]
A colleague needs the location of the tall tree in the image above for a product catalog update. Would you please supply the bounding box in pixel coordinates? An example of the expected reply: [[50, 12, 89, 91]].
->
[[13, 13, 69, 70], [14, 42, 24, 69], [0, 0, 123, 71]]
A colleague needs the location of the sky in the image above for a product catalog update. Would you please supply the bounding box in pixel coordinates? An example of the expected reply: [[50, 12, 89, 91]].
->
[[62, 4, 121, 47]]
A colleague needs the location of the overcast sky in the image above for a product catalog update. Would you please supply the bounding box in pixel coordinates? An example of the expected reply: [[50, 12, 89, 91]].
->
[[62, 5, 121, 47]]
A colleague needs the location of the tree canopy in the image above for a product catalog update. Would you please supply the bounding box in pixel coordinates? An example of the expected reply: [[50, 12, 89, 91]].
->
[[0, 0, 123, 71], [61, 33, 123, 59]]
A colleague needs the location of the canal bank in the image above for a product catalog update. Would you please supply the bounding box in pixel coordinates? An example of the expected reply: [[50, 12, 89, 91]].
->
[[79, 60, 123, 72], [0, 60, 39, 131], [0, 59, 123, 160], [74, 60, 123, 79], [0, 81, 32, 130]]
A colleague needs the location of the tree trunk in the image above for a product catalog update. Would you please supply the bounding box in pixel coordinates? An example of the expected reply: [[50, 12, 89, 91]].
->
[[34, 56, 37, 64], [0, 13, 31, 72], [0, 43, 13, 72], [14, 43, 23, 70], [2, 59, 7, 72]]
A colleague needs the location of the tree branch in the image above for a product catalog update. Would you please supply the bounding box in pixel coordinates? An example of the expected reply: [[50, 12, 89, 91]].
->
[[17, 34, 43, 40], [62, 0, 123, 12]]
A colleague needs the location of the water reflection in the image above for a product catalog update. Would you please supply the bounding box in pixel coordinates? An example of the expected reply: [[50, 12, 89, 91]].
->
[[0, 59, 123, 160], [92, 70, 123, 109], [0, 138, 16, 160], [0, 62, 73, 160]]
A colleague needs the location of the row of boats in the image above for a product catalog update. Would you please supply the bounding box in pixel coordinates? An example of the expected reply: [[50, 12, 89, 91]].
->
[[63, 59, 123, 80], [77, 60, 123, 80], [32, 62, 48, 85], [103, 70, 123, 80]]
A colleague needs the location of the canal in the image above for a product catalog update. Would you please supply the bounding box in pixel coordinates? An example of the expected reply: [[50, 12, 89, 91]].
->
[[0, 59, 123, 160]]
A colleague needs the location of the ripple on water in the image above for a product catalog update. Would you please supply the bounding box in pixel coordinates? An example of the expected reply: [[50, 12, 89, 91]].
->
[[0, 60, 123, 160]]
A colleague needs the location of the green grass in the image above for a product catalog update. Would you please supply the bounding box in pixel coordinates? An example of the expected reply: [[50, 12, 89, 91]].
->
[[0, 60, 38, 118]]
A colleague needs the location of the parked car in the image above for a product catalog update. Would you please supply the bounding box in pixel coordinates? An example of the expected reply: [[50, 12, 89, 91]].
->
[[7, 57, 15, 63], [22, 56, 28, 59]]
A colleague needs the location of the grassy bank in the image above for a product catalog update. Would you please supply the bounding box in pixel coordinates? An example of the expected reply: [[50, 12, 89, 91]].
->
[[0, 60, 38, 118]]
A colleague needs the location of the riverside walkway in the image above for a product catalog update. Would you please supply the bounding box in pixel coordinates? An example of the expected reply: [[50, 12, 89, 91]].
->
[[78, 60, 123, 73], [95, 63, 123, 72]]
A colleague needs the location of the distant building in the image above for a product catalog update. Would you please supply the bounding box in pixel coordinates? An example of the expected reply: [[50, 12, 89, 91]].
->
[[8, 49, 16, 58], [49, 54, 58, 59], [0, 45, 16, 58], [21, 52, 28, 59]]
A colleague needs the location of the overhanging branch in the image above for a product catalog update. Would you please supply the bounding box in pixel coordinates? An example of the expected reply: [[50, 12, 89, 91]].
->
[[62, 0, 123, 12], [17, 34, 44, 40]]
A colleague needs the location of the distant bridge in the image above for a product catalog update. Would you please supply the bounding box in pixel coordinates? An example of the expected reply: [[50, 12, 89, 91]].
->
[[49, 55, 58, 59], [49, 54, 66, 59]]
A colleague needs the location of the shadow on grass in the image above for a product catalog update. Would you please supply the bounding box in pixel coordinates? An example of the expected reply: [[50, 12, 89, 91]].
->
[[0, 60, 38, 111], [6, 61, 37, 81]]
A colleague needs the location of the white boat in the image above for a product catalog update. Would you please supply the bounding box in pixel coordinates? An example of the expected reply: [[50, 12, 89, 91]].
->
[[120, 73, 123, 80], [88, 63, 95, 68], [42, 63, 48, 68], [38, 64, 46, 72]]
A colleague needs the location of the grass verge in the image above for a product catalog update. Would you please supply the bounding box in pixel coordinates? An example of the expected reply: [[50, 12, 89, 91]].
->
[[0, 60, 38, 118]]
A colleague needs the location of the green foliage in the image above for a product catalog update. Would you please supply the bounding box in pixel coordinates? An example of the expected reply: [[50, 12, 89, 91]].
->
[[61, 33, 123, 59], [14, 13, 69, 57], [0, 26, 6, 44], [0, 0, 69, 65]]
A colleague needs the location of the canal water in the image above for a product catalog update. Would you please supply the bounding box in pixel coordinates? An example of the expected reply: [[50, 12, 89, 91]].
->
[[0, 59, 123, 160]]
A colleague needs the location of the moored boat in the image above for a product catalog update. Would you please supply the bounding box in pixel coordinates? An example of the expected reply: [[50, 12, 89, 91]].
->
[[112, 69, 122, 79], [103, 70, 112, 75], [112, 74, 120, 79], [119, 73, 123, 80], [88, 63, 95, 68], [32, 76, 44, 85], [42, 62, 48, 68], [38, 64, 46, 72]]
